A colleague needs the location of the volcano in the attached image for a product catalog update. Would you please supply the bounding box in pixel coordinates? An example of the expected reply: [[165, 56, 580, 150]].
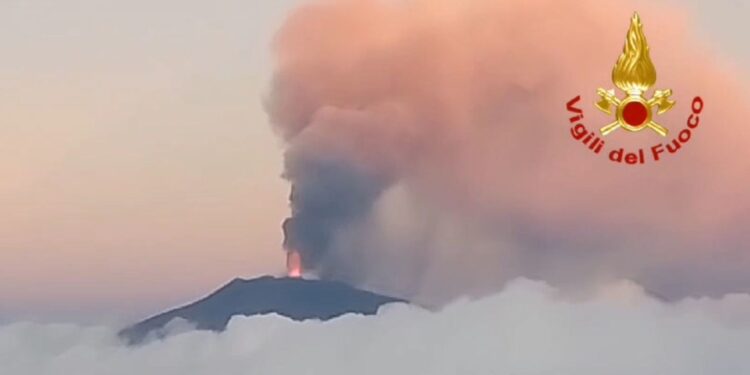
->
[[119, 276, 406, 345]]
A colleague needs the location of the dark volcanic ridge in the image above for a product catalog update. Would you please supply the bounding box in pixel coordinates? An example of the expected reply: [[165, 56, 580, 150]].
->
[[120, 276, 406, 345]]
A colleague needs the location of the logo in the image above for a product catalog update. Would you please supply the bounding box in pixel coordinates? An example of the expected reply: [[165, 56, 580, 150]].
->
[[565, 13, 704, 165], [596, 13, 674, 137]]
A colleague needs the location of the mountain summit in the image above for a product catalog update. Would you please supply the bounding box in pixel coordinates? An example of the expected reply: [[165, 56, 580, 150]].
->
[[120, 276, 405, 344]]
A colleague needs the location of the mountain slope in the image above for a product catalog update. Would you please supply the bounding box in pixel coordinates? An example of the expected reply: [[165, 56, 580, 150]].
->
[[120, 276, 405, 344]]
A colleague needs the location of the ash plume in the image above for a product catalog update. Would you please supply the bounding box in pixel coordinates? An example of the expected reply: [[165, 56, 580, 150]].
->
[[267, 0, 750, 303], [281, 154, 391, 275]]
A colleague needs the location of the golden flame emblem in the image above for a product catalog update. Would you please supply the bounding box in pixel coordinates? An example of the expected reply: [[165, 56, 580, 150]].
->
[[596, 13, 675, 137]]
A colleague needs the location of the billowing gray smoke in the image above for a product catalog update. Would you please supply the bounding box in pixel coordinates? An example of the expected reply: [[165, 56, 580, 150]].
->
[[281, 154, 390, 275], [267, 0, 750, 304]]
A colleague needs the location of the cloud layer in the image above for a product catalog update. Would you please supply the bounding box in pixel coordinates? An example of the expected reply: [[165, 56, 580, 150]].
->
[[4, 280, 750, 374]]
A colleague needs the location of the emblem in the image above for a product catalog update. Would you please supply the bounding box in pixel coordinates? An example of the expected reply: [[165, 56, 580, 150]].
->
[[596, 13, 675, 137]]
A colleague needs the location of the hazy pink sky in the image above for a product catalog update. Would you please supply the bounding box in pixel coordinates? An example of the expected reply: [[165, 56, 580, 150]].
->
[[1, 0, 748, 323], [0, 0, 303, 322]]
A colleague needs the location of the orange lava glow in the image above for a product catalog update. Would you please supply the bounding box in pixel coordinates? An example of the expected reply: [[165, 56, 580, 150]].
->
[[287, 251, 303, 278]]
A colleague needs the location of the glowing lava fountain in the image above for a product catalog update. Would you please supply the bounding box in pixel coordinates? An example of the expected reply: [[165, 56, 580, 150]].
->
[[286, 251, 303, 278]]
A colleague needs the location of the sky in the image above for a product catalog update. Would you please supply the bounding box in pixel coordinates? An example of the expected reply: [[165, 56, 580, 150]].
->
[[0, 0, 303, 323], [0, 0, 749, 324]]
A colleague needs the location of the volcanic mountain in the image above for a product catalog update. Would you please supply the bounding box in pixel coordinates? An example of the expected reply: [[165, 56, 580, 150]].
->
[[120, 276, 406, 345]]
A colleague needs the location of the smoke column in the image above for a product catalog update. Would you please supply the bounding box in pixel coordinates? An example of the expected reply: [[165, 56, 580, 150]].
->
[[267, 0, 750, 303]]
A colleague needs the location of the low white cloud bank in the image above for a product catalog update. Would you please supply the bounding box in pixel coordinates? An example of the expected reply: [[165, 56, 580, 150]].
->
[[3, 279, 750, 375]]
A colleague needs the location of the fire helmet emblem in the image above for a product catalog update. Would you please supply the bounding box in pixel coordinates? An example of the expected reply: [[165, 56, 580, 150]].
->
[[596, 13, 675, 137]]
